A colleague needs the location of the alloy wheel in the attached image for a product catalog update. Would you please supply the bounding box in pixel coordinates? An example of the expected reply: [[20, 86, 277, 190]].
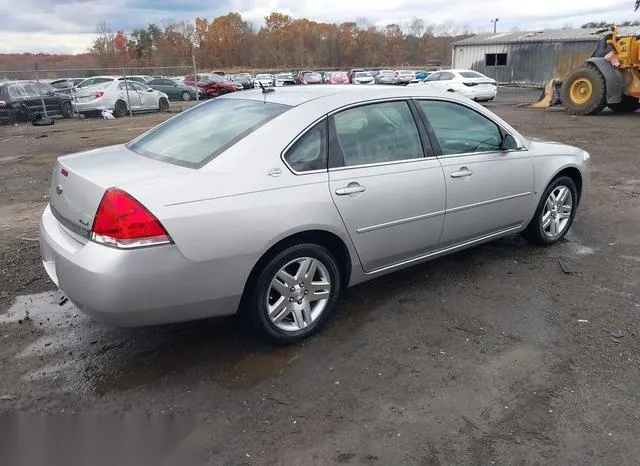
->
[[266, 257, 331, 332], [542, 185, 573, 239]]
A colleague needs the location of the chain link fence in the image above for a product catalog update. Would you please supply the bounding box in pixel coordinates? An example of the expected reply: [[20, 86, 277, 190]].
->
[[0, 65, 201, 125]]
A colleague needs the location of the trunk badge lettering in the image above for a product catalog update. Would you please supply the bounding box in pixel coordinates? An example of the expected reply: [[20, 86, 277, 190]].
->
[[55, 185, 63, 195], [78, 218, 90, 227]]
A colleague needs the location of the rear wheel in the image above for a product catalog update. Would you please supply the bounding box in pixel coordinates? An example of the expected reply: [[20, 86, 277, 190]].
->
[[218, 89, 230, 96], [158, 97, 170, 112], [181, 91, 192, 101], [246, 244, 342, 344], [522, 176, 578, 245], [113, 100, 128, 118], [608, 95, 640, 113], [560, 64, 607, 115]]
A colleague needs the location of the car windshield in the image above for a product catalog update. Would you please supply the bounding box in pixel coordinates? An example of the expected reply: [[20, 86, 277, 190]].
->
[[355, 72, 371, 77], [277, 73, 292, 79], [127, 99, 291, 168], [381, 71, 394, 76], [256, 74, 271, 79], [332, 72, 348, 78], [460, 71, 486, 79], [304, 73, 321, 80]]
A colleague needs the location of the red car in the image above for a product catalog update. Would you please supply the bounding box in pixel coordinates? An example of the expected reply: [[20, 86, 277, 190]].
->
[[183, 74, 238, 97], [327, 71, 350, 84], [297, 71, 323, 85]]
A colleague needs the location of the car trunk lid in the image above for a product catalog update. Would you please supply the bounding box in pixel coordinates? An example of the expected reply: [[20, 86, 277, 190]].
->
[[49, 144, 188, 242]]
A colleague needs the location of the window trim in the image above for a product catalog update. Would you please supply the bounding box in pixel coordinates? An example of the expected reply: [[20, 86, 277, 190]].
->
[[412, 97, 526, 157], [280, 117, 329, 175], [326, 99, 433, 171]]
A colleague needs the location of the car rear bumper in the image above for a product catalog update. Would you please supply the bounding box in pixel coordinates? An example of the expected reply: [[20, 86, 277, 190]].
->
[[461, 87, 498, 101], [39, 204, 241, 327]]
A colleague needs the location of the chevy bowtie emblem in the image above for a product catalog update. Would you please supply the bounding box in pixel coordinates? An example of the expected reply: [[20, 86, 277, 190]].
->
[[55, 185, 63, 195]]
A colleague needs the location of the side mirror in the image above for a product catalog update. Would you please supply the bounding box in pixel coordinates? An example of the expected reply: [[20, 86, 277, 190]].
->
[[501, 133, 519, 151]]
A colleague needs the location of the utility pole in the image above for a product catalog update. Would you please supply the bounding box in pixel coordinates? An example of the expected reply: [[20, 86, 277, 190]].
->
[[491, 18, 499, 33]]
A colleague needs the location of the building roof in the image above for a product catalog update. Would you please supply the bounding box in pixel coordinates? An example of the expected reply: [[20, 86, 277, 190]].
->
[[453, 27, 640, 46]]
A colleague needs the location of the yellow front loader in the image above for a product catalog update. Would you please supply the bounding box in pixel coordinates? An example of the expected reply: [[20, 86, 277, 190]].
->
[[534, 26, 640, 115]]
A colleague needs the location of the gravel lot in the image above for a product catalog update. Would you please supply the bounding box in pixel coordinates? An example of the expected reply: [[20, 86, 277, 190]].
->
[[1, 89, 639, 465]]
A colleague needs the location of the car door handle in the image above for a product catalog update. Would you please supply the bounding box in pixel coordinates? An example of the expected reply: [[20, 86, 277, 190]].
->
[[335, 183, 366, 195], [450, 168, 473, 178]]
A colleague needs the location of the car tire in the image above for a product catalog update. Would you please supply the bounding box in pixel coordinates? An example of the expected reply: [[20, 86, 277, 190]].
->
[[16, 104, 33, 123], [218, 89, 230, 96], [113, 100, 128, 118], [246, 243, 342, 345], [61, 101, 73, 118], [158, 97, 170, 112], [181, 91, 192, 101], [522, 176, 578, 246]]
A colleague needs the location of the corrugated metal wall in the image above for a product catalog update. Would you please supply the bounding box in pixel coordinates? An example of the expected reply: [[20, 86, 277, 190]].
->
[[452, 41, 598, 86]]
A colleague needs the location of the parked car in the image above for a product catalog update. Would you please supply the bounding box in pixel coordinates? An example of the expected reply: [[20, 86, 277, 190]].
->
[[40, 86, 589, 344], [254, 74, 274, 88], [275, 73, 296, 86], [408, 69, 498, 102], [298, 71, 323, 85], [375, 70, 396, 84], [232, 73, 254, 89], [352, 71, 374, 85], [0, 81, 74, 123], [327, 71, 350, 84], [394, 70, 415, 84], [348, 68, 365, 83], [147, 78, 205, 101], [184, 74, 238, 97], [74, 80, 169, 117]]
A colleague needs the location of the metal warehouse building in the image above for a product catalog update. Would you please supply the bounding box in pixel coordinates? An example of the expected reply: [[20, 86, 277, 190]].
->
[[451, 27, 640, 86]]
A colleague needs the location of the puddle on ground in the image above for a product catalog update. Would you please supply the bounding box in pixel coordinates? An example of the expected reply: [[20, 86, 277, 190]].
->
[[1, 292, 305, 396]]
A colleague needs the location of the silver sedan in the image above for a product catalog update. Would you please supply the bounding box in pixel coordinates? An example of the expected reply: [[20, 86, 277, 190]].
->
[[40, 86, 590, 344]]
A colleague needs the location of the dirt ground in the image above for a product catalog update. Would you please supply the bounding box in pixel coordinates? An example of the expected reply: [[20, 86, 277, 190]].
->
[[1, 90, 639, 465]]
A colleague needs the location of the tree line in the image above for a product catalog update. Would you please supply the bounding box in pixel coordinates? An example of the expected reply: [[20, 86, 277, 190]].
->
[[91, 12, 471, 71]]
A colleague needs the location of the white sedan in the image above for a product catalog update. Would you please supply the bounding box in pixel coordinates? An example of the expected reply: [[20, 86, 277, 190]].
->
[[74, 80, 170, 117], [409, 69, 498, 102], [254, 74, 274, 88]]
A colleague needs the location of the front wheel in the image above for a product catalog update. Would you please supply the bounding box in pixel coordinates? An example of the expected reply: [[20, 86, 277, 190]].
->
[[247, 244, 342, 344], [522, 176, 578, 245], [560, 64, 607, 115], [181, 91, 192, 101], [61, 101, 73, 118], [158, 97, 169, 112]]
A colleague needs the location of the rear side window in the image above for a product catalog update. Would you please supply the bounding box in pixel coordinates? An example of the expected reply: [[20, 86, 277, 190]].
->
[[128, 99, 291, 168]]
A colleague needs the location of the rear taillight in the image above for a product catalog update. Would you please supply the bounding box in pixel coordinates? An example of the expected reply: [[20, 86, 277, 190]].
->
[[462, 81, 478, 87], [91, 188, 171, 249], [90, 91, 104, 99]]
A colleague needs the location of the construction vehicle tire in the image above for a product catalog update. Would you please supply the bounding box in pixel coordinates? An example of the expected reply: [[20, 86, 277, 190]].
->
[[560, 64, 607, 115], [608, 95, 640, 113]]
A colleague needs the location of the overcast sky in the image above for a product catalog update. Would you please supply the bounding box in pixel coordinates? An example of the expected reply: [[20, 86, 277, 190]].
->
[[0, 0, 635, 54]]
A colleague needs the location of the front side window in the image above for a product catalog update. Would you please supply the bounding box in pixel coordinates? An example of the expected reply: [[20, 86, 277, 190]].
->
[[284, 120, 327, 172], [425, 73, 440, 82], [418, 100, 502, 155], [128, 99, 291, 168], [330, 101, 424, 168]]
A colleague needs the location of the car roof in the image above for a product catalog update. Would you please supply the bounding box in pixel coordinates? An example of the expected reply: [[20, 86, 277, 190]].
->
[[220, 85, 458, 107]]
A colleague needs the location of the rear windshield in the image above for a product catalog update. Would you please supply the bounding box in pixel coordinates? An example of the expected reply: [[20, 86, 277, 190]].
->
[[460, 71, 485, 78], [355, 72, 371, 77], [304, 73, 321, 80], [127, 99, 291, 168], [256, 74, 271, 79]]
